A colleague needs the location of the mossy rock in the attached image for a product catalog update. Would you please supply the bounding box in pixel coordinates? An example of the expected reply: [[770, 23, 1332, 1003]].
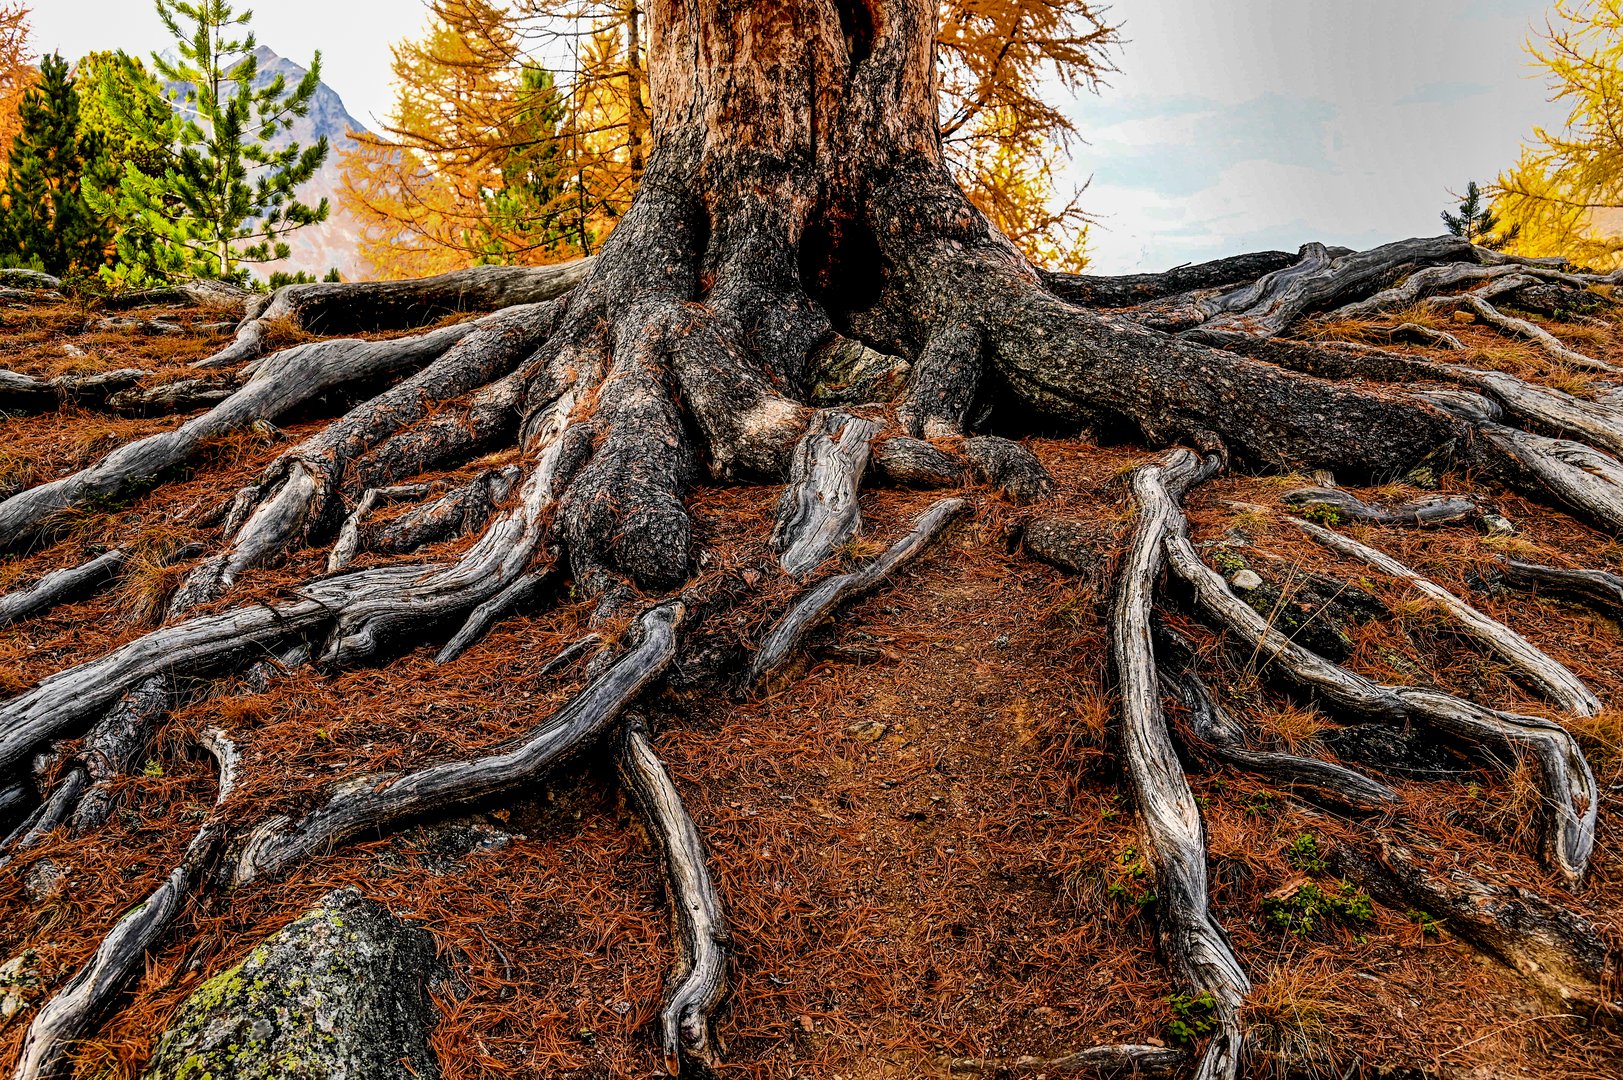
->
[[141, 888, 443, 1080]]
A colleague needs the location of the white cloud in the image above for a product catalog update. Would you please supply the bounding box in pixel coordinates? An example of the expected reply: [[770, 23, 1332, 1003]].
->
[[1069, 0, 1565, 271]]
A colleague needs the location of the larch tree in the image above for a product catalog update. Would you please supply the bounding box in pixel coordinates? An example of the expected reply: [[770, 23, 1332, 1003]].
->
[[3, 1, 1623, 1079], [1496, 0, 1623, 269], [0, 3, 30, 172], [345, 0, 1113, 279], [338, 0, 603, 278]]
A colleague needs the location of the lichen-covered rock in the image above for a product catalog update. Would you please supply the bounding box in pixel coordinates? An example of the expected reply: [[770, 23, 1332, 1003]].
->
[[142, 888, 443, 1080]]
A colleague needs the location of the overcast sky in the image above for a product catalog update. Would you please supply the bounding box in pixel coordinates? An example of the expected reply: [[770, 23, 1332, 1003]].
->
[[30, 0, 1569, 272]]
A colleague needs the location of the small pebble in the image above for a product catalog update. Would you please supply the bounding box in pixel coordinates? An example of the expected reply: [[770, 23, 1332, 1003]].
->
[[1229, 569, 1264, 591]]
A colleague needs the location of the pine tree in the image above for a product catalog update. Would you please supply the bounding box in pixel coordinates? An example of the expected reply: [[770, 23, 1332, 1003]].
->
[[1441, 180, 1517, 248], [95, 0, 329, 285], [0, 52, 108, 275]]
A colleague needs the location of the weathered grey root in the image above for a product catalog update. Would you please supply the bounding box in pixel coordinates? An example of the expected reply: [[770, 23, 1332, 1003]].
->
[[1042, 249, 1299, 308], [1499, 558, 1623, 617], [749, 497, 967, 685], [1326, 260, 1617, 322], [1295, 519, 1602, 717], [0, 369, 147, 415], [0, 678, 168, 867], [772, 409, 882, 578], [1281, 486, 1479, 527], [178, 301, 555, 607], [0, 550, 126, 627], [10, 603, 679, 1080], [0, 319, 479, 546], [325, 483, 436, 573], [617, 719, 729, 1076], [1161, 477, 1598, 885], [197, 259, 591, 369], [9, 736, 235, 1080], [1167, 665, 1399, 813], [945, 1045, 1186, 1076], [435, 570, 553, 665], [236, 602, 682, 881], [1332, 837, 1613, 1012], [1430, 293, 1617, 373], [1114, 451, 1247, 1080]]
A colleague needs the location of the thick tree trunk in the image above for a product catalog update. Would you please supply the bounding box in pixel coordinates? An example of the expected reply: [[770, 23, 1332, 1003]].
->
[[7, 1, 1623, 1076]]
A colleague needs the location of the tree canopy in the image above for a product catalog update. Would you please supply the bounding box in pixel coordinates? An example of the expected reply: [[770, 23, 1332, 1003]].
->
[[0, 3, 30, 171]]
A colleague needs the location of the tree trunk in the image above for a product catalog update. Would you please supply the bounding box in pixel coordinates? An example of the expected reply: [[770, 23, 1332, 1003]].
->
[[7, 1, 1623, 1077]]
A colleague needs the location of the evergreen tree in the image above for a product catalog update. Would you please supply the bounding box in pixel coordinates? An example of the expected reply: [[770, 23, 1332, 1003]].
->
[[75, 51, 174, 182], [0, 52, 108, 275], [95, 0, 329, 285], [1441, 180, 1517, 249]]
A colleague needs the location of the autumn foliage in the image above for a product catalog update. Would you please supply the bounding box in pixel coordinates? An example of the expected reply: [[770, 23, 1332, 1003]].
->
[[1496, 0, 1623, 269], [342, 0, 1116, 279], [0, 4, 31, 169]]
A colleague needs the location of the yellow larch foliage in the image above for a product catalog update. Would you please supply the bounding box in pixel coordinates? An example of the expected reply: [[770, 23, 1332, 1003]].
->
[[1496, 0, 1623, 270], [0, 4, 33, 169]]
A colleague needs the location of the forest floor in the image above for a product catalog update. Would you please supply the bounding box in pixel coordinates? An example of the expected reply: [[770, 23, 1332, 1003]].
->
[[1, 295, 1622, 1078]]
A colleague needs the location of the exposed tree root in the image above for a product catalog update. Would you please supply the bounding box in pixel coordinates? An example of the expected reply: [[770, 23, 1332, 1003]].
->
[[10, 604, 679, 1080], [8, 213, 1623, 1076], [749, 496, 967, 686], [1041, 249, 1299, 308], [0, 317, 485, 547], [0, 550, 126, 627], [1430, 293, 1617, 373], [1499, 558, 1623, 617], [197, 259, 591, 369], [772, 410, 883, 577], [1156, 460, 1598, 886], [944, 1045, 1186, 1076], [1331, 837, 1614, 1013], [1115, 453, 1249, 1080], [0, 678, 168, 866], [617, 718, 729, 1076], [1295, 519, 1602, 716], [1280, 486, 1481, 528], [435, 570, 554, 665], [1165, 662, 1399, 814]]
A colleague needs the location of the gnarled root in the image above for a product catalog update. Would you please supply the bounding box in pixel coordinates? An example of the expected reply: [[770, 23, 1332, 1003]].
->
[[1295, 518, 1601, 716], [750, 497, 967, 685], [617, 719, 729, 1076], [1114, 452, 1248, 1080], [1332, 837, 1614, 1013], [1156, 453, 1598, 886]]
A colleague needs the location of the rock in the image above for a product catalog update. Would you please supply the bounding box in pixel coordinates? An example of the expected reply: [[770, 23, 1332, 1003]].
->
[[846, 720, 888, 742], [1229, 569, 1264, 591], [142, 888, 444, 1080], [0, 951, 39, 1029], [0, 269, 60, 290]]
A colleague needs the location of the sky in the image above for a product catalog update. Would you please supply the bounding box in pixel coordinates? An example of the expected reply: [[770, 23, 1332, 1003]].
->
[[29, 0, 1572, 273]]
